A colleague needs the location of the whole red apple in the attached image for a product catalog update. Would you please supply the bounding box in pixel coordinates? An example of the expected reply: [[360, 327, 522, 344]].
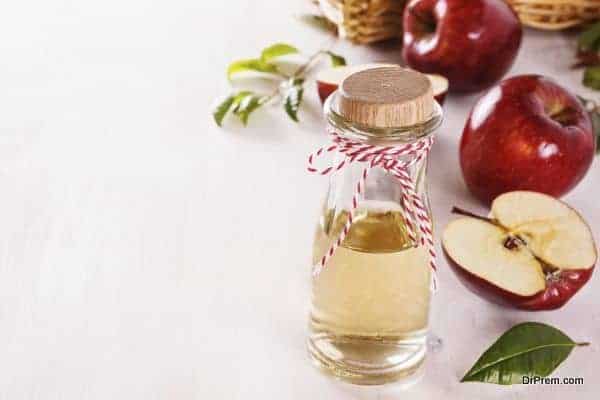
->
[[460, 75, 595, 204], [402, 0, 522, 92], [443, 191, 597, 311]]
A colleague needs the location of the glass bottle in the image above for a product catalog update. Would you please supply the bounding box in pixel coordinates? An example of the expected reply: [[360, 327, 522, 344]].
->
[[307, 67, 442, 385]]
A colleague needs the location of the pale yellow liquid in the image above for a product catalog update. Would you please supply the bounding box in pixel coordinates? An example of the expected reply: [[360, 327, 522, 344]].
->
[[308, 204, 431, 385]]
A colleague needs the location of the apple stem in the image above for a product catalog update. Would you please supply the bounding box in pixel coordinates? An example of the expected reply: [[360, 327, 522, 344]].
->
[[451, 206, 494, 223], [547, 106, 576, 126]]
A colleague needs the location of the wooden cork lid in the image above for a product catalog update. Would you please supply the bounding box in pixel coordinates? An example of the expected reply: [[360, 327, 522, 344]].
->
[[338, 67, 434, 128]]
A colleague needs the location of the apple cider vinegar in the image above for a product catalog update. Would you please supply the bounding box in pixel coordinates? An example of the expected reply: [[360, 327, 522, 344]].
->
[[306, 67, 442, 386], [308, 205, 431, 384]]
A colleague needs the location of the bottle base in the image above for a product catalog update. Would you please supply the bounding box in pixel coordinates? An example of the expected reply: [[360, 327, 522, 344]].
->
[[307, 333, 426, 386]]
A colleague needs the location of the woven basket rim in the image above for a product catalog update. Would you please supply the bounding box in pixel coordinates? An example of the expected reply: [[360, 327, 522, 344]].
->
[[314, 0, 600, 42]]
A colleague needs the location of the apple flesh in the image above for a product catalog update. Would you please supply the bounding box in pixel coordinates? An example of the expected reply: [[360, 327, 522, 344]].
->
[[442, 191, 597, 310], [460, 75, 596, 205], [316, 63, 448, 105], [402, 0, 522, 93], [427, 73, 448, 105]]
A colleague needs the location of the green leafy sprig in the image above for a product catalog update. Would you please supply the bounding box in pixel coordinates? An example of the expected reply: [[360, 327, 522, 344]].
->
[[213, 43, 346, 127]]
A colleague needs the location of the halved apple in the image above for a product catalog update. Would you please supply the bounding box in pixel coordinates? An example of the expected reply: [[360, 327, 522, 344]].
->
[[442, 191, 597, 310], [428, 73, 448, 106], [316, 63, 449, 106]]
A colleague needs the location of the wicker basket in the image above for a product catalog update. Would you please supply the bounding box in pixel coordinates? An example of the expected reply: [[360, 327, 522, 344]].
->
[[313, 0, 600, 44], [506, 0, 600, 30], [317, 0, 406, 44]]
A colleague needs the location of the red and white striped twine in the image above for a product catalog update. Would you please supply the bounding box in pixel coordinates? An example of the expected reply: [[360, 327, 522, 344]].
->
[[308, 132, 438, 291]]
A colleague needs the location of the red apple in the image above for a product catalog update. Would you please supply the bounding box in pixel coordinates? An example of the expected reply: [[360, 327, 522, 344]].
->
[[460, 75, 595, 205], [316, 63, 448, 105], [443, 191, 597, 310], [402, 0, 522, 93]]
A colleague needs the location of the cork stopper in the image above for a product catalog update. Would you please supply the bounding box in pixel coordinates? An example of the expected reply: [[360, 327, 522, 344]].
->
[[338, 67, 434, 128]]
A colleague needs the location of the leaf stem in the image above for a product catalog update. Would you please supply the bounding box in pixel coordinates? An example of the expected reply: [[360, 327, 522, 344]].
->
[[293, 50, 327, 79], [261, 88, 281, 105], [265, 46, 335, 104]]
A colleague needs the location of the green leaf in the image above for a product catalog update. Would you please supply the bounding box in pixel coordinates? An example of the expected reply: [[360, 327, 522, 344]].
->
[[232, 92, 265, 125], [214, 91, 266, 126], [326, 51, 346, 67], [578, 21, 600, 52], [583, 66, 600, 90], [212, 95, 236, 127], [227, 59, 279, 81], [260, 43, 299, 63], [283, 78, 304, 122], [462, 322, 588, 385]]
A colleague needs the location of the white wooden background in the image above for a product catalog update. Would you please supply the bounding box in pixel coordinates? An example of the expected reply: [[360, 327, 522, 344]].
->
[[0, 1, 598, 399]]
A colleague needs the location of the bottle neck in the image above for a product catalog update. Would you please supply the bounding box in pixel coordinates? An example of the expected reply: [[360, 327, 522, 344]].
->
[[323, 91, 443, 145], [324, 149, 430, 213], [321, 91, 439, 238]]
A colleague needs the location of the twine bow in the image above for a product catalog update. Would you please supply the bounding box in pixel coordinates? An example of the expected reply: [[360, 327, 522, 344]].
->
[[308, 131, 438, 291]]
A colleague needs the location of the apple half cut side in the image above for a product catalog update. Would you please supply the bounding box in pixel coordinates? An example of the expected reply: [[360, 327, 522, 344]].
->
[[316, 63, 449, 106], [427, 73, 448, 106], [442, 191, 597, 310]]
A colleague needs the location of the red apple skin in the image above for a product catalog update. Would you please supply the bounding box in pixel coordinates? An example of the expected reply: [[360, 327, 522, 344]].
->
[[520, 269, 595, 310], [443, 247, 595, 310], [402, 0, 522, 93], [460, 75, 596, 205], [317, 81, 338, 105]]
